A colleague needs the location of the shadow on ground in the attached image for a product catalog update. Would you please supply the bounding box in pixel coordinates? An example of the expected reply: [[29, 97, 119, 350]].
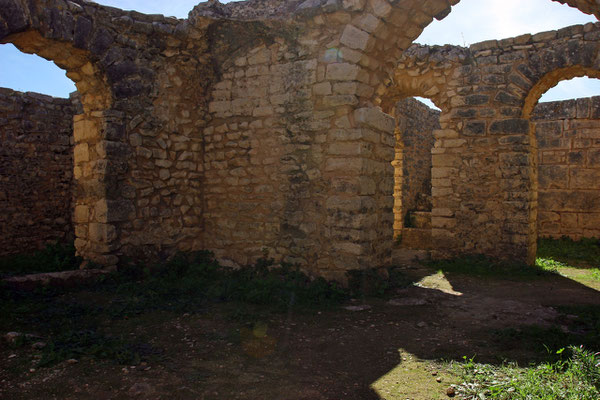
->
[[1, 262, 599, 399]]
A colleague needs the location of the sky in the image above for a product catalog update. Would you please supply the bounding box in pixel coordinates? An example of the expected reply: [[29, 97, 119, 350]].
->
[[0, 0, 598, 103]]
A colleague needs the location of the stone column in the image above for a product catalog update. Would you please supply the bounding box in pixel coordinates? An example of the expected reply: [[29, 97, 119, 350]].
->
[[321, 106, 395, 279], [73, 111, 132, 267]]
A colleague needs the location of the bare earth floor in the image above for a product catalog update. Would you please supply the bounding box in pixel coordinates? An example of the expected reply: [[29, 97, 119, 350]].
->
[[1, 264, 600, 400]]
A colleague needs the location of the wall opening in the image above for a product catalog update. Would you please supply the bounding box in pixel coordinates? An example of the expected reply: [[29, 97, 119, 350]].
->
[[0, 43, 76, 98], [0, 43, 78, 262], [391, 97, 441, 260], [531, 76, 600, 247]]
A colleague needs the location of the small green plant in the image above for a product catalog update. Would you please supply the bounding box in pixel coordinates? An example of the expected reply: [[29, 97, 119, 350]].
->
[[538, 236, 600, 267], [535, 257, 568, 273], [452, 346, 600, 399]]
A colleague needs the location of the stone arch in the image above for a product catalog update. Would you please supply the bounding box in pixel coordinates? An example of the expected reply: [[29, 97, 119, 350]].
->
[[4, 30, 111, 112], [0, 0, 119, 266], [523, 66, 600, 117], [515, 40, 600, 254], [332, 0, 600, 109]]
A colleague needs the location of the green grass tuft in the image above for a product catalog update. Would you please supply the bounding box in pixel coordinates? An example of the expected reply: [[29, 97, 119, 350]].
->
[[537, 237, 600, 267], [452, 346, 600, 399]]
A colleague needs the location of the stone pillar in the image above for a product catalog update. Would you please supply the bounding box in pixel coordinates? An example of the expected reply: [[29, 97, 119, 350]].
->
[[392, 113, 404, 239], [73, 111, 132, 267], [321, 107, 395, 279]]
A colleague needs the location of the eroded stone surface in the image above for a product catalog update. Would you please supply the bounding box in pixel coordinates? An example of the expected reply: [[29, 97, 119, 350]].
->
[[0, 0, 599, 277]]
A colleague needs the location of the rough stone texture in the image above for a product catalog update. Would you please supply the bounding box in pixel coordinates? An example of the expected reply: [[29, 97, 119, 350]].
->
[[0, 88, 75, 256], [532, 96, 600, 239], [0, 0, 599, 278], [392, 22, 600, 265], [393, 98, 439, 237]]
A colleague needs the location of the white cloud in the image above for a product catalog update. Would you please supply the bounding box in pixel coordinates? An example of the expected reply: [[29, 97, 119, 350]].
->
[[417, 0, 597, 46]]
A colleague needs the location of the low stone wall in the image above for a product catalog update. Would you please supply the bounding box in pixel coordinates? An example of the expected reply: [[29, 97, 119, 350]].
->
[[393, 98, 439, 234], [533, 96, 600, 239], [0, 88, 75, 256]]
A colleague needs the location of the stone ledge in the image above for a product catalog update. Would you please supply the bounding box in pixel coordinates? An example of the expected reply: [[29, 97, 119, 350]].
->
[[2, 269, 112, 291]]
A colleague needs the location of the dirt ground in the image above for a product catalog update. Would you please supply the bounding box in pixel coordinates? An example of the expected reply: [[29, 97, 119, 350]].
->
[[2, 264, 600, 400]]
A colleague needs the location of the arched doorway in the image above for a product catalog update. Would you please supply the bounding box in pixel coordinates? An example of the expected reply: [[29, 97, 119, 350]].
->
[[0, 50, 77, 263], [1, 26, 115, 266]]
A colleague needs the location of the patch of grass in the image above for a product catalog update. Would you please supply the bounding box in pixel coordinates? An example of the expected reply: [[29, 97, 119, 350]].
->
[[425, 255, 556, 279], [451, 346, 600, 399], [538, 236, 600, 267], [0, 242, 82, 277], [535, 257, 569, 274]]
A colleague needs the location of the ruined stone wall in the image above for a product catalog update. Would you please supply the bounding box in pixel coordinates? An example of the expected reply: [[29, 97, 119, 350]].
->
[[392, 22, 600, 264], [1, 0, 600, 277], [0, 88, 75, 256], [393, 98, 439, 235], [533, 96, 600, 239], [1, 0, 214, 266]]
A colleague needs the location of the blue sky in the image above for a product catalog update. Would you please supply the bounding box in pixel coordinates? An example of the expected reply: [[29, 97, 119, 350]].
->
[[0, 0, 598, 103]]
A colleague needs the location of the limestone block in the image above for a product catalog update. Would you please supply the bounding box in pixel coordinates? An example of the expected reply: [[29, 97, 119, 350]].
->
[[579, 213, 600, 229], [340, 25, 371, 51], [74, 143, 90, 163], [73, 118, 98, 142], [88, 223, 117, 243], [323, 95, 358, 107], [354, 107, 395, 133], [539, 165, 568, 189], [74, 205, 90, 223], [326, 63, 360, 81], [368, 0, 391, 18], [209, 101, 231, 114], [570, 168, 600, 189], [95, 200, 135, 223], [342, 0, 366, 11]]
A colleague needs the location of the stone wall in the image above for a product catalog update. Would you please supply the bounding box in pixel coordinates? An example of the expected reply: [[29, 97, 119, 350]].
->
[[0, 0, 599, 278], [393, 98, 439, 236], [533, 96, 600, 239], [0, 88, 75, 256], [392, 22, 600, 264]]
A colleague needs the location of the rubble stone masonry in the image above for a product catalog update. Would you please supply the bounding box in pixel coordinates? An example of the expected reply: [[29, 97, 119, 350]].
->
[[0, 0, 599, 278], [0, 88, 75, 256]]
